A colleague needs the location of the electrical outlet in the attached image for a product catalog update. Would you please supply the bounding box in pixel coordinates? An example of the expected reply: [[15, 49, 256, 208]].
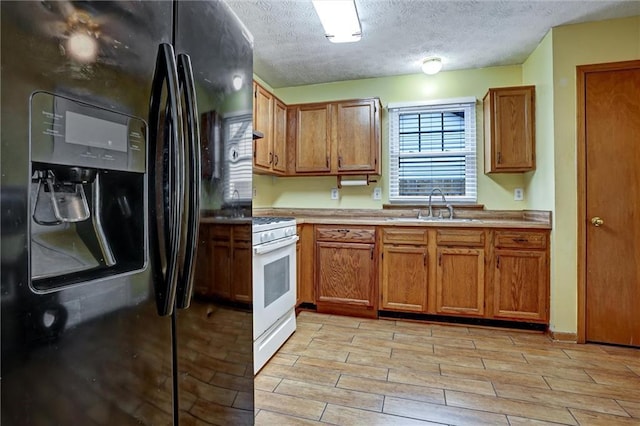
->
[[330, 188, 339, 200], [373, 187, 382, 200], [514, 188, 524, 201], [252, 187, 257, 198]]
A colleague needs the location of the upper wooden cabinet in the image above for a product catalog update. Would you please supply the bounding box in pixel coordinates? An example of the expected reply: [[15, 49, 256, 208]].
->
[[483, 85, 535, 173], [335, 99, 380, 173], [293, 103, 332, 173], [253, 81, 287, 175], [290, 98, 381, 175], [272, 98, 288, 174]]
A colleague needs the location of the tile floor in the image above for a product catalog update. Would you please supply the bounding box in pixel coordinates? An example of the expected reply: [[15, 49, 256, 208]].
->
[[254, 311, 640, 425]]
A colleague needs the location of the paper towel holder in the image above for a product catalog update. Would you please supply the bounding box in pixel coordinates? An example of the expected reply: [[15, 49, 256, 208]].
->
[[337, 175, 377, 188]]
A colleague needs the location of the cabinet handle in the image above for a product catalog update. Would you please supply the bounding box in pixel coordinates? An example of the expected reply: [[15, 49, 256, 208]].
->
[[268, 152, 273, 164], [512, 238, 528, 243], [370, 247, 374, 260], [497, 152, 502, 164], [423, 253, 426, 266], [274, 154, 279, 165], [338, 155, 342, 168], [438, 253, 442, 266], [326, 156, 329, 168], [496, 255, 500, 268]]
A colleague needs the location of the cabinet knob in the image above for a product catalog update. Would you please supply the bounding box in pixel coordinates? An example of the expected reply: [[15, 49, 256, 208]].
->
[[590, 216, 604, 227]]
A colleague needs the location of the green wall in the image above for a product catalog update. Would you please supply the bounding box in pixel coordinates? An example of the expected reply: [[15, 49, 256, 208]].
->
[[254, 66, 527, 209], [548, 16, 640, 334]]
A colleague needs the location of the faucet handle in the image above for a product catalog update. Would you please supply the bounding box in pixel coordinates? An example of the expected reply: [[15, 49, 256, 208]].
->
[[446, 203, 454, 219]]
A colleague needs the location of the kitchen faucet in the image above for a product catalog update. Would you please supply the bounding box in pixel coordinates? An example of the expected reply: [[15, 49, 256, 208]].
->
[[418, 187, 454, 219]]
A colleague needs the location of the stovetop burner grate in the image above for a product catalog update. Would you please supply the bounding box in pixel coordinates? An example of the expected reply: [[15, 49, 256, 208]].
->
[[252, 217, 294, 226]]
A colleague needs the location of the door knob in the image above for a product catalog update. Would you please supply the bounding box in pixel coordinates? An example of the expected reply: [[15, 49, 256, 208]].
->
[[591, 216, 604, 227]]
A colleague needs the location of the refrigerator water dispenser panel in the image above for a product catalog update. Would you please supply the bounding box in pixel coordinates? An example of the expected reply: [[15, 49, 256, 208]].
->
[[30, 92, 146, 173]]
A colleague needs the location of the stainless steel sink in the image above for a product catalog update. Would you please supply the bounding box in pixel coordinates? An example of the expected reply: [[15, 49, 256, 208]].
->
[[385, 217, 478, 223]]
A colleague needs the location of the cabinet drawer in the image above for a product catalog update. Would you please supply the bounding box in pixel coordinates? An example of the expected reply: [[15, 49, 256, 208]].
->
[[436, 229, 485, 247], [382, 228, 428, 245], [233, 225, 252, 242], [210, 225, 231, 240], [315, 226, 375, 243], [495, 231, 547, 249]]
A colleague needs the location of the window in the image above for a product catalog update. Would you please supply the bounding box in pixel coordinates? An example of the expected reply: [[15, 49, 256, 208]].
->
[[223, 113, 253, 202], [388, 98, 477, 203]]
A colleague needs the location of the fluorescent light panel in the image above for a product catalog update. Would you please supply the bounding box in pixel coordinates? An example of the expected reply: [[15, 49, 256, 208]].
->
[[312, 0, 361, 43]]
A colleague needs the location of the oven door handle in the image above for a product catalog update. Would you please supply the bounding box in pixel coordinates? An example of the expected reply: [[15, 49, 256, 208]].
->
[[254, 235, 299, 255]]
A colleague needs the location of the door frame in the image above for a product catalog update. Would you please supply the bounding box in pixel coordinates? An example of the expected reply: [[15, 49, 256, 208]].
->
[[576, 59, 640, 344]]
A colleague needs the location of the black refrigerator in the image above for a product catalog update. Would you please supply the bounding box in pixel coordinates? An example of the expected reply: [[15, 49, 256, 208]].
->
[[0, 1, 255, 424]]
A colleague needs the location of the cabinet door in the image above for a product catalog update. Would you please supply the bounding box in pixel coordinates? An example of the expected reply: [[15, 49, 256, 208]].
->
[[381, 245, 427, 312], [273, 98, 287, 174], [484, 86, 535, 172], [210, 239, 232, 299], [232, 225, 252, 303], [295, 104, 331, 173], [254, 83, 273, 171], [335, 99, 379, 173], [494, 249, 547, 321], [316, 241, 375, 307], [193, 226, 210, 296], [297, 224, 315, 305], [436, 247, 484, 316]]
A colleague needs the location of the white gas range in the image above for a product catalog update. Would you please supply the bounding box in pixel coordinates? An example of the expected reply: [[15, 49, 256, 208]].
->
[[252, 217, 298, 373]]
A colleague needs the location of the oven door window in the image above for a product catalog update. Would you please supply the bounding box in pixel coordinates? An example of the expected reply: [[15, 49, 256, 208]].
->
[[264, 256, 290, 307]]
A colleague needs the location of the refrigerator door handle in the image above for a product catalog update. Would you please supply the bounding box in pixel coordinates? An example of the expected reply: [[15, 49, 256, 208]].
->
[[148, 43, 184, 316], [176, 53, 201, 309]]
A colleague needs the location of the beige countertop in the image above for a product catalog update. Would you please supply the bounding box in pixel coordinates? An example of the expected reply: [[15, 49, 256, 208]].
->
[[252, 208, 552, 230], [200, 216, 252, 225], [294, 216, 550, 229]]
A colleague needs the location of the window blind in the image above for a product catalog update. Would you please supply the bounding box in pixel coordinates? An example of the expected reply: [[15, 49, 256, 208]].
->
[[388, 99, 477, 203], [223, 114, 253, 202]]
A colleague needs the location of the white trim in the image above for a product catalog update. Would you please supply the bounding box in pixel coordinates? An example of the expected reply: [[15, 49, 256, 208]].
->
[[387, 97, 477, 110]]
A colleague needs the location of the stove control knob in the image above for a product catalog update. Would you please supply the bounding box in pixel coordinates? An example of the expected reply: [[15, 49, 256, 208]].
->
[[261, 232, 268, 243], [285, 227, 294, 236]]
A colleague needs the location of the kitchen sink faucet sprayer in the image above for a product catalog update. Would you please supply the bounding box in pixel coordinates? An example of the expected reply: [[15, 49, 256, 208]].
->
[[419, 187, 454, 219]]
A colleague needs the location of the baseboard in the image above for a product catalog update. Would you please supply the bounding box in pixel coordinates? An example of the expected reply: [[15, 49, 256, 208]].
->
[[378, 311, 548, 332], [549, 330, 578, 342]]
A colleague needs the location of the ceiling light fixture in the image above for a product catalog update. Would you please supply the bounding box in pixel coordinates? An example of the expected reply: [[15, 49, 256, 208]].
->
[[312, 0, 362, 43], [421, 57, 443, 75], [232, 74, 243, 91]]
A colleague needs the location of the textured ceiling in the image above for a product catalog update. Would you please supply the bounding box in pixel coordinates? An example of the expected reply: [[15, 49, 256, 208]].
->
[[225, 0, 640, 88]]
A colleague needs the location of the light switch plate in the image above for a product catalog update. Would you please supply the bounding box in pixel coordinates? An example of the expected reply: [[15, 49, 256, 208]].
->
[[373, 187, 382, 200], [514, 188, 524, 201], [330, 188, 339, 200]]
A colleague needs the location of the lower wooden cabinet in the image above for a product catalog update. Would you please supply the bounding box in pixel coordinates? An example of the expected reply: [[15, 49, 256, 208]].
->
[[315, 226, 377, 318], [492, 231, 549, 322], [296, 224, 315, 306], [435, 247, 485, 316], [194, 223, 252, 304], [297, 223, 550, 326], [193, 225, 211, 296], [435, 229, 486, 316], [231, 225, 252, 303], [380, 228, 428, 312]]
